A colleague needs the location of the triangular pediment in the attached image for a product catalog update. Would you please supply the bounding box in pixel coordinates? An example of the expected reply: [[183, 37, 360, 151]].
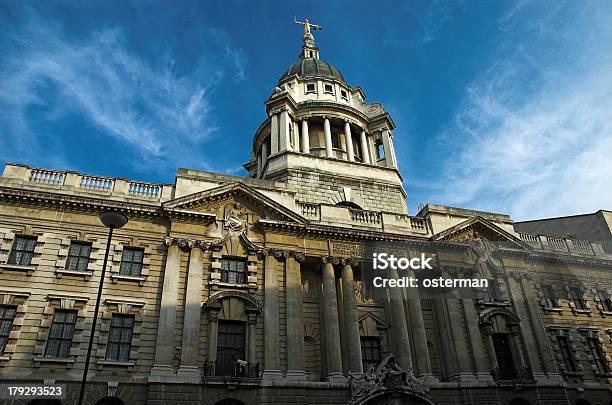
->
[[162, 181, 307, 224], [432, 216, 531, 250]]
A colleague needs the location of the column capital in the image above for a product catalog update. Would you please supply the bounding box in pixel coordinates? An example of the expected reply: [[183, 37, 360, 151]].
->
[[321, 255, 341, 265], [164, 236, 215, 252]]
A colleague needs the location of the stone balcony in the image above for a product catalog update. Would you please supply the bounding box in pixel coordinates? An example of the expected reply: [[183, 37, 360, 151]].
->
[[0, 163, 174, 204], [517, 232, 608, 257]]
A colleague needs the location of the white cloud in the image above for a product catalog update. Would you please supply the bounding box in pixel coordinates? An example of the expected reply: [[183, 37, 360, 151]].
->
[[429, 1, 612, 220], [0, 16, 244, 174]]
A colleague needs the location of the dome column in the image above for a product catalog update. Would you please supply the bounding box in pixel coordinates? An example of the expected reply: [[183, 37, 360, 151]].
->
[[323, 117, 333, 158], [270, 113, 279, 154], [261, 142, 268, 176], [256, 154, 262, 179], [344, 121, 355, 162], [301, 119, 310, 154], [359, 130, 370, 164], [279, 109, 292, 152], [381, 129, 397, 169]]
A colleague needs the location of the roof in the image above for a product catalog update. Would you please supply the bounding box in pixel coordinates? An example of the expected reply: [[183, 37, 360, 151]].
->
[[279, 58, 347, 84]]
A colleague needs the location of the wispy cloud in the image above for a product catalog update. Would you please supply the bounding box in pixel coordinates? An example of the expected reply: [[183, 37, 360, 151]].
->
[[427, 1, 612, 220], [0, 13, 246, 174]]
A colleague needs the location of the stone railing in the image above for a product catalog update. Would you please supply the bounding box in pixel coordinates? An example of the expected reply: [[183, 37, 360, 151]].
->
[[518, 233, 604, 256], [2, 164, 173, 203], [299, 202, 320, 220], [349, 208, 382, 224], [409, 217, 426, 230]]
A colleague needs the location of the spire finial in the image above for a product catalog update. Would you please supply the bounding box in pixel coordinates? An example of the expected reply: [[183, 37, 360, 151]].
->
[[294, 17, 322, 60]]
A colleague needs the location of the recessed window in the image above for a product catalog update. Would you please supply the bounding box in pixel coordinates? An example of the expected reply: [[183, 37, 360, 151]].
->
[[0, 305, 17, 354], [557, 336, 576, 372], [106, 314, 134, 362], [305, 83, 316, 93], [569, 287, 586, 310], [375, 139, 385, 160], [340, 89, 348, 100], [66, 241, 92, 272], [45, 309, 77, 358], [360, 336, 381, 372], [220, 257, 247, 284], [542, 285, 559, 308], [331, 128, 341, 149], [324, 83, 334, 94], [598, 290, 612, 312], [217, 320, 246, 376], [8, 236, 37, 266], [586, 335, 609, 373], [120, 247, 144, 276]]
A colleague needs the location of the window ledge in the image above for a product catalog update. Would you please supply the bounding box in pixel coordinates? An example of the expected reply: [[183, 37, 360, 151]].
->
[[215, 282, 250, 289], [55, 269, 93, 280], [562, 371, 583, 378], [96, 360, 135, 368], [544, 307, 564, 313], [110, 274, 146, 286], [0, 263, 36, 275], [594, 372, 612, 378], [572, 309, 592, 315], [0, 355, 10, 363], [600, 311, 612, 317], [33, 356, 75, 368]]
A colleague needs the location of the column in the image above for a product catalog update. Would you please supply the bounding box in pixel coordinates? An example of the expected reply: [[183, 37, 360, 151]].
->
[[322, 258, 343, 381], [256, 154, 262, 179], [151, 242, 181, 375], [286, 255, 307, 380], [461, 294, 491, 379], [403, 269, 430, 375], [323, 117, 333, 158], [207, 310, 219, 363], [301, 119, 310, 154], [293, 121, 301, 152], [381, 129, 397, 168], [247, 312, 257, 363], [261, 142, 268, 168], [484, 326, 498, 370], [344, 121, 355, 162], [178, 246, 203, 379], [342, 260, 363, 373], [263, 254, 282, 380], [359, 130, 370, 164], [279, 110, 291, 151], [270, 113, 279, 154], [386, 266, 412, 370]]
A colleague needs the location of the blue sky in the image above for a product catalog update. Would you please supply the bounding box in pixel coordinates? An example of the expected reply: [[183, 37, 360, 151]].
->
[[1, 0, 611, 220]]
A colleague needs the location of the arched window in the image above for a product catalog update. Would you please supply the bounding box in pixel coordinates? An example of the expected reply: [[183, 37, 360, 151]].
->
[[374, 139, 384, 160]]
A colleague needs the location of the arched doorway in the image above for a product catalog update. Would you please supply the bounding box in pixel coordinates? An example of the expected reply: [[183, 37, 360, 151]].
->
[[95, 397, 125, 405], [215, 399, 245, 405], [28, 401, 63, 405]]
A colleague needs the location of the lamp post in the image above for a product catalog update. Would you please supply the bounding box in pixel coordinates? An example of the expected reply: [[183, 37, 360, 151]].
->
[[77, 211, 128, 405]]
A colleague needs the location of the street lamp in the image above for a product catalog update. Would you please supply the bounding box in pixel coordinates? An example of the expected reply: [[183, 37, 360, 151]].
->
[[77, 211, 128, 405]]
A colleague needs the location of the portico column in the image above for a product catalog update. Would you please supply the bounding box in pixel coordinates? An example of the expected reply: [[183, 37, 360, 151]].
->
[[270, 113, 279, 154], [323, 117, 333, 158], [151, 241, 181, 376], [286, 254, 307, 380], [279, 110, 291, 151], [342, 260, 363, 373], [301, 119, 310, 154], [344, 121, 355, 162], [178, 245, 203, 379], [403, 269, 430, 375], [322, 257, 343, 381], [263, 253, 282, 380], [359, 130, 370, 164], [386, 266, 412, 370]]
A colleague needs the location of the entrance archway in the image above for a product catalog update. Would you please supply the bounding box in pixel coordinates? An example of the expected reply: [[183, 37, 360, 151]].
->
[[95, 397, 125, 405]]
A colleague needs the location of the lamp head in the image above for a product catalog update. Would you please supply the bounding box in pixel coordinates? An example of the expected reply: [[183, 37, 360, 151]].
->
[[99, 211, 128, 229]]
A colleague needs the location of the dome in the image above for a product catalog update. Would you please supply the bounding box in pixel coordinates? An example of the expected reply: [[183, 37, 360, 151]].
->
[[279, 58, 347, 84]]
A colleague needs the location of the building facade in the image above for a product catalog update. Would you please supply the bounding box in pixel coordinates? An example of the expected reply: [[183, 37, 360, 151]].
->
[[0, 22, 611, 405]]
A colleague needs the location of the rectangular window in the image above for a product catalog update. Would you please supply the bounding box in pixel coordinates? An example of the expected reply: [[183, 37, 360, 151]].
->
[[106, 314, 134, 362], [598, 290, 612, 312], [340, 89, 348, 100], [569, 287, 586, 310], [557, 336, 576, 372], [44, 310, 77, 358], [542, 285, 559, 308], [587, 336, 609, 373], [360, 336, 382, 372], [8, 236, 37, 266], [0, 305, 17, 354], [305, 83, 316, 93], [217, 321, 246, 376], [120, 247, 144, 276], [324, 83, 334, 94], [220, 258, 247, 284], [331, 128, 341, 149], [66, 242, 92, 272], [492, 333, 517, 379]]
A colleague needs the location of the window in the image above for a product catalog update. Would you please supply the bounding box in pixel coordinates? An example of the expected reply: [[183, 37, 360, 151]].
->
[[488, 277, 506, 301], [360, 336, 382, 372], [8, 236, 37, 266], [598, 290, 612, 312], [569, 287, 586, 310], [331, 127, 341, 149], [106, 314, 134, 362], [324, 83, 334, 94], [557, 336, 576, 372], [120, 247, 144, 276], [0, 305, 17, 354], [375, 139, 385, 160], [45, 310, 77, 358], [586, 336, 609, 373], [305, 83, 316, 93], [340, 89, 348, 100], [217, 321, 246, 376], [220, 258, 247, 284], [492, 333, 516, 379], [66, 242, 92, 272], [542, 285, 559, 308]]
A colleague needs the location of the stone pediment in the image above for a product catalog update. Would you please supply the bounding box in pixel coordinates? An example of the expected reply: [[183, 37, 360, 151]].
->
[[162, 182, 307, 225], [432, 216, 531, 250]]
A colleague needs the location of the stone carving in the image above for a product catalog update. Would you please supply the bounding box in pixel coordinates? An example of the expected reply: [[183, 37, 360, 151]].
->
[[349, 354, 431, 405], [224, 202, 248, 232], [354, 280, 374, 304], [302, 277, 318, 300]]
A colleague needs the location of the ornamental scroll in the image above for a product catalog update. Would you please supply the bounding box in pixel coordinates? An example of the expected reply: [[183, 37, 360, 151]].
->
[[329, 242, 364, 258]]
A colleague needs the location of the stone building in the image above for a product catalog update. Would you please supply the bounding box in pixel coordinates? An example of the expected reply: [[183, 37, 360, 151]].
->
[[0, 21, 611, 405]]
